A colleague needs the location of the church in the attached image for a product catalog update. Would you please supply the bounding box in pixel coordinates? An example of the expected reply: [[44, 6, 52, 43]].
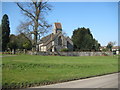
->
[[37, 22, 73, 52]]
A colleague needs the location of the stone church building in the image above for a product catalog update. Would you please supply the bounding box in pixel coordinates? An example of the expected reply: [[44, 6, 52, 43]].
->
[[37, 22, 73, 52]]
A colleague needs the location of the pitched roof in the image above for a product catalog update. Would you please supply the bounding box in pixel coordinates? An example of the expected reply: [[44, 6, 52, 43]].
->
[[38, 32, 62, 45], [38, 34, 53, 44], [112, 46, 120, 49], [54, 22, 62, 29]]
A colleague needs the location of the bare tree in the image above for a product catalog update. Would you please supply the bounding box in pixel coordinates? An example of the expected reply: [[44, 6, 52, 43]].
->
[[16, 0, 52, 50]]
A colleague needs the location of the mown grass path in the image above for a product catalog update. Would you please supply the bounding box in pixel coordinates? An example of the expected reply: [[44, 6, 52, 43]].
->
[[2, 55, 118, 89]]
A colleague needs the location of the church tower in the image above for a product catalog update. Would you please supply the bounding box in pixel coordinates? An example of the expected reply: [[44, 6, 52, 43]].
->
[[53, 22, 62, 34]]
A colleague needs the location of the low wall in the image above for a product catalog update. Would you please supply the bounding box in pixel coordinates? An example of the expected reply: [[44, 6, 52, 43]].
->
[[27, 51, 113, 56], [60, 52, 113, 56]]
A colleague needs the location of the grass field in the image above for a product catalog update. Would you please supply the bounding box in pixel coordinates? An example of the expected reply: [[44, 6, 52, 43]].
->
[[2, 55, 118, 89]]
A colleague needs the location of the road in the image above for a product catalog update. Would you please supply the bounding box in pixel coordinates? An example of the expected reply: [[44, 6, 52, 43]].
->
[[32, 73, 118, 88]]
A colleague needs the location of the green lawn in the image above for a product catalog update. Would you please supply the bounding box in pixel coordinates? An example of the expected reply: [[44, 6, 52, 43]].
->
[[2, 55, 118, 89]]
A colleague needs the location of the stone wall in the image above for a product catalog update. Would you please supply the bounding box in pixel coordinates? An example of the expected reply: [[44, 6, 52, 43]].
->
[[57, 52, 113, 56], [27, 51, 113, 56]]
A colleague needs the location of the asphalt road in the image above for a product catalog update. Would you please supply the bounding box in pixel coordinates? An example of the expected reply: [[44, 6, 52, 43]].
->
[[33, 73, 118, 88]]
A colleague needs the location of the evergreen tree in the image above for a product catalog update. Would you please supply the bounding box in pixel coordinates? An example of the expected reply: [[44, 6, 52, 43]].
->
[[7, 33, 32, 51], [7, 34, 17, 51], [0, 24, 2, 51], [72, 27, 100, 51], [2, 14, 10, 51], [17, 33, 32, 50]]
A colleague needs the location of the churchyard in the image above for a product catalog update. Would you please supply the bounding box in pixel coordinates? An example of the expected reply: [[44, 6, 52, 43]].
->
[[2, 55, 118, 89]]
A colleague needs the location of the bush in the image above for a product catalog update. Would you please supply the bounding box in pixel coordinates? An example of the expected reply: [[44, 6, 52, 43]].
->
[[60, 48, 69, 52], [102, 52, 109, 56]]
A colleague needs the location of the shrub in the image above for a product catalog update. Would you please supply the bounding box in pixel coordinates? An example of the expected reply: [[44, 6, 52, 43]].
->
[[60, 48, 69, 52], [102, 52, 109, 56]]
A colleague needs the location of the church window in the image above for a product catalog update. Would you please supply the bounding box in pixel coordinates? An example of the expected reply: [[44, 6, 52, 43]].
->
[[58, 36, 62, 45]]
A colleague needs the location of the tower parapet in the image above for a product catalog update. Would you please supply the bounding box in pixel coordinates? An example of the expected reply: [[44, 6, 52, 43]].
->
[[53, 22, 62, 34]]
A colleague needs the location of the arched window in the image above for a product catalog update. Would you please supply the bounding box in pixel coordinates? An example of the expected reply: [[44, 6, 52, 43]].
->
[[58, 36, 62, 46], [67, 41, 69, 48]]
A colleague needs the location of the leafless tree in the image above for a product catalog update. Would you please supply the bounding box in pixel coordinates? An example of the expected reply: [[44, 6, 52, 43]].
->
[[16, 0, 52, 50]]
